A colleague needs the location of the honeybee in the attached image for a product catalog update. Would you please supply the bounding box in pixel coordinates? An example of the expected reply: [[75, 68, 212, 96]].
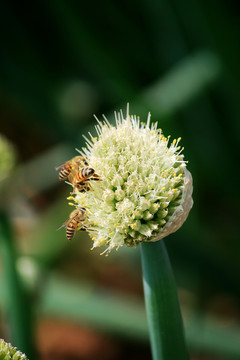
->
[[68, 167, 101, 188], [56, 156, 88, 181], [57, 208, 92, 240]]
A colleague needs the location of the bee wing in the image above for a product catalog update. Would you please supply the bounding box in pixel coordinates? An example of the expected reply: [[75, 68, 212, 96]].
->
[[55, 163, 64, 171], [56, 219, 68, 231], [68, 172, 76, 184]]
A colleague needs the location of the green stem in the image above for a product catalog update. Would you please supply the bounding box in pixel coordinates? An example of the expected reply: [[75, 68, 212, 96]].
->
[[0, 212, 35, 359], [140, 240, 189, 360]]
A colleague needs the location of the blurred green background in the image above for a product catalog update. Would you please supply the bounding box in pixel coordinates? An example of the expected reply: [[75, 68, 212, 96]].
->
[[0, 1, 240, 359]]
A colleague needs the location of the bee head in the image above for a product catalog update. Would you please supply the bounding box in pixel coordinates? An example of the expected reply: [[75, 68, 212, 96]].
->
[[88, 168, 95, 176]]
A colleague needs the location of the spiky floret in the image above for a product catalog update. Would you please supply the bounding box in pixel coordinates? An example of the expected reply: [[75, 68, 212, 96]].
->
[[72, 106, 193, 253], [0, 338, 28, 360]]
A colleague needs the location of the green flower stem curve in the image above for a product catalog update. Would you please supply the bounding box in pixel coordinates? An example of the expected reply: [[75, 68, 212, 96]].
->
[[140, 240, 189, 360]]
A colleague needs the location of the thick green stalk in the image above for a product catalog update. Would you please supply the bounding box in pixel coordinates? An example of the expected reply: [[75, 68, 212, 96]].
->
[[140, 240, 189, 360], [0, 212, 35, 359]]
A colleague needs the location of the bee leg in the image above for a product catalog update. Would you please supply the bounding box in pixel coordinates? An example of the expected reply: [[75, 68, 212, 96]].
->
[[83, 174, 102, 182], [80, 225, 95, 232], [79, 187, 91, 193], [91, 174, 102, 181]]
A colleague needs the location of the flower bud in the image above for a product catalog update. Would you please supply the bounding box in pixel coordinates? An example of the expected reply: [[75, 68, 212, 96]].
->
[[0, 134, 16, 184]]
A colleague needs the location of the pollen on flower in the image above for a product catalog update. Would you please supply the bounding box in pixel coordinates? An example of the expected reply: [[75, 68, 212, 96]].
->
[[67, 196, 75, 201], [60, 105, 193, 254], [68, 202, 75, 206]]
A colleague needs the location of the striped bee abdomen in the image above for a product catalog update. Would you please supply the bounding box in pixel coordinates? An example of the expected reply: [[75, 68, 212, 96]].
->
[[66, 222, 76, 240], [75, 167, 95, 183]]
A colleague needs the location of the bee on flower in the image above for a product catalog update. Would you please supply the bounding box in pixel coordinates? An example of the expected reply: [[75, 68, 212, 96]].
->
[[59, 105, 193, 254], [57, 207, 93, 240], [56, 155, 101, 193]]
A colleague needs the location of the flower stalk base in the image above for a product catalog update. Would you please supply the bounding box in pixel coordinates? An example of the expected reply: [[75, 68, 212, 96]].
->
[[140, 240, 189, 360]]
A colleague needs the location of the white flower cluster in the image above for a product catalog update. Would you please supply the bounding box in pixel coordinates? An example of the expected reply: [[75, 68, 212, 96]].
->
[[0, 339, 28, 360], [74, 107, 193, 253]]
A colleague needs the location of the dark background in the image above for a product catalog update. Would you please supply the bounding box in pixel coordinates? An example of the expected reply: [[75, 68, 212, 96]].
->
[[0, 1, 240, 359]]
